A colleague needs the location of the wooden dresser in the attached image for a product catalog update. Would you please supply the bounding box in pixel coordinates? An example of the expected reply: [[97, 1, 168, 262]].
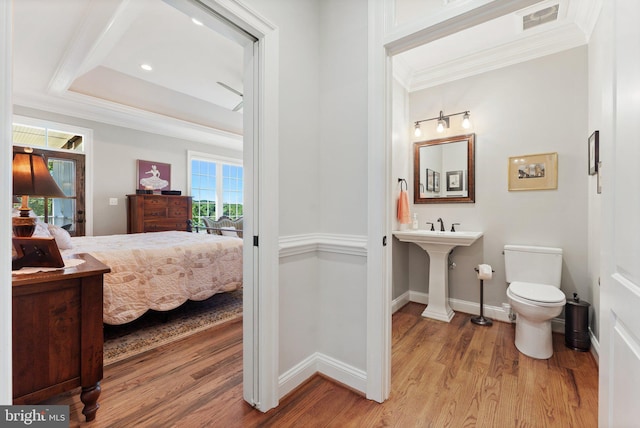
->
[[12, 253, 110, 422], [127, 194, 192, 233]]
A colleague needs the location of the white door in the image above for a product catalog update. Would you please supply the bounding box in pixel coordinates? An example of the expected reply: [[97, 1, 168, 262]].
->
[[599, 1, 640, 426]]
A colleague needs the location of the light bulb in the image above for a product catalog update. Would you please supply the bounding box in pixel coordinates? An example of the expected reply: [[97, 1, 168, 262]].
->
[[462, 112, 471, 129], [414, 124, 422, 137], [436, 120, 445, 133]]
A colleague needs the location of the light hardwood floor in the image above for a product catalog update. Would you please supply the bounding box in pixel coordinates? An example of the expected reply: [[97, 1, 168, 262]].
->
[[45, 302, 598, 427]]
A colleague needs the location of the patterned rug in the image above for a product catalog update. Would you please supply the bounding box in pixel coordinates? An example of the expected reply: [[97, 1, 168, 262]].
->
[[103, 289, 243, 365]]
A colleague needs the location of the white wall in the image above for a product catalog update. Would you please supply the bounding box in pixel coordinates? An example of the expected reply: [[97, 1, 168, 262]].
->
[[317, 0, 368, 369], [392, 77, 411, 300], [586, 2, 609, 342], [244, 0, 370, 396], [394, 47, 589, 314]]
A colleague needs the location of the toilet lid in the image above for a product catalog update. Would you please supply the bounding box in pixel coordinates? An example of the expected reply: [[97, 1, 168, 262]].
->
[[509, 281, 566, 303]]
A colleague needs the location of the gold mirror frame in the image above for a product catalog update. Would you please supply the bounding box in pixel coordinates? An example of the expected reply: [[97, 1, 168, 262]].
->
[[413, 133, 475, 204]]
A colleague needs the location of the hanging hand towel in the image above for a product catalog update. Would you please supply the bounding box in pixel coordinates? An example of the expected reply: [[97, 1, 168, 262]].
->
[[397, 190, 411, 224], [477, 264, 493, 280]]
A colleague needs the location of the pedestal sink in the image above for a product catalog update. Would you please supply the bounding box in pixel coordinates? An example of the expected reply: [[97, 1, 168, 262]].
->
[[393, 230, 483, 322]]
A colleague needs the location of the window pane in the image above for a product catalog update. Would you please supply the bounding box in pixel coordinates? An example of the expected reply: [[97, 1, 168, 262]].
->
[[48, 129, 83, 151], [13, 124, 46, 147], [50, 158, 76, 197], [12, 124, 84, 152]]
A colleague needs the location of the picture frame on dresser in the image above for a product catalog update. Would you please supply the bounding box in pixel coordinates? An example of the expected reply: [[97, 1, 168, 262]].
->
[[12, 237, 64, 270], [137, 160, 171, 191]]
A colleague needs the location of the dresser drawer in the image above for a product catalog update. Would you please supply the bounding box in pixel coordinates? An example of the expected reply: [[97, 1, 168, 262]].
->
[[168, 205, 189, 218], [144, 196, 168, 209], [144, 207, 168, 218]]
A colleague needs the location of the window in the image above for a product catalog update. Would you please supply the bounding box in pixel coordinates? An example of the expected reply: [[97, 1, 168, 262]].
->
[[12, 117, 90, 236], [188, 152, 243, 230]]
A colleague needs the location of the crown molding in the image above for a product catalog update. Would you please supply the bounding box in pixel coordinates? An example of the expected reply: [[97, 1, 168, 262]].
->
[[13, 90, 243, 150], [408, 23, 587, 92]]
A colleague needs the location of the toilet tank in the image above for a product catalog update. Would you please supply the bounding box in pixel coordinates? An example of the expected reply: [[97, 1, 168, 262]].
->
[[504, 245, 563, 287]]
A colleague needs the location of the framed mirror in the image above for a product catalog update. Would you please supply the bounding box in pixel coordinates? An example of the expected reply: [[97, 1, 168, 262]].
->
[[413, 133, 475, 203]]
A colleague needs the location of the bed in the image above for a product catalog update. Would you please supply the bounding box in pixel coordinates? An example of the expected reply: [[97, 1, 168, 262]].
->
[[59, 231, 243, 325]]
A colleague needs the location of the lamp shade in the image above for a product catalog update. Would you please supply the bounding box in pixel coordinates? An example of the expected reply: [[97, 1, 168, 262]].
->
[[13, 152, 66, 198]]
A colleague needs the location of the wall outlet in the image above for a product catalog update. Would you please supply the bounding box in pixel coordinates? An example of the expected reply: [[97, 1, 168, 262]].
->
[[109, 198, 118, 206]]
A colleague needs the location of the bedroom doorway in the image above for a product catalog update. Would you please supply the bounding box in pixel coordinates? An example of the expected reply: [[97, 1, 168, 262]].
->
[[0, 0, 279, 412]]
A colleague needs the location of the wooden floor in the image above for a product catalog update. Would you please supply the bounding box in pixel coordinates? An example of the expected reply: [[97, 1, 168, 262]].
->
[[45, 302, 599, 427]]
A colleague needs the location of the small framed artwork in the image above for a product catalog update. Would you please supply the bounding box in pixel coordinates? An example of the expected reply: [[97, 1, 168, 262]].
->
[[137, 160, 171, 191], [12, 237, 64, 270], [434, 171, 440, 193], [508, 152, 558, 191], [588, 131, 599, 175], [426, 168, 434, 191], [446, 170, 463, 192]]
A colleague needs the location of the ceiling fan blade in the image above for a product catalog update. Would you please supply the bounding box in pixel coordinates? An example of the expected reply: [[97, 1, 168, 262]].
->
[[217, 81, 243, 97], [232, 101, 243, 112]]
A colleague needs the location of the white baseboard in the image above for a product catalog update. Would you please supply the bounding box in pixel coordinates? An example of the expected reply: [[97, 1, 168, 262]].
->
[[589, 328, 600, 364], [391, 291, 411, 314], [393, 291, 568, 327], [278, 352, 366, 399]]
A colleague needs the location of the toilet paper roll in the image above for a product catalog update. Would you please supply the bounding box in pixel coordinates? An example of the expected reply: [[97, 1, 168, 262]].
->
[[477, 264, 493, 280]]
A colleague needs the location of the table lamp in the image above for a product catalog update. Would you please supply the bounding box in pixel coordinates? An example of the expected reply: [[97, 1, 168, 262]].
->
[[12, 150, 66, 237]]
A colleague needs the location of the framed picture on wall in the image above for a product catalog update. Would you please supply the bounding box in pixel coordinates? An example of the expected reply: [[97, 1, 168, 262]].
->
[[434, 171, 440, 193], [588, 130, 599, 175], [508, 152, 558, 191], [137, 160, 171, 191], [446, 170, 463, 192]]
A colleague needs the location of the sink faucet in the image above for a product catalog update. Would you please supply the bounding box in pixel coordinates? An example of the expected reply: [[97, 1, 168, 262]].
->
[[437, 218, 445, 232]]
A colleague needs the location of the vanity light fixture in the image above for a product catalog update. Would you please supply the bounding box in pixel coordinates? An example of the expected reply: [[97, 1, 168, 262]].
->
[[462, 111, 471, 129], [414, 110, 471, 136]]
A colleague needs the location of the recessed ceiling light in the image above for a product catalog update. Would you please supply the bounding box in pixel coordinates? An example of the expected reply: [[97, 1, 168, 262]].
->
[[140, 64, 153, 71], [191, 17, 203, 26]]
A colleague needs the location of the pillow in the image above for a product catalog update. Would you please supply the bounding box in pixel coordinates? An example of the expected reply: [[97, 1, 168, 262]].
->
[[48, 224, 73, 250], [33, 221, 52, 238], [221, 226, 238, 237]]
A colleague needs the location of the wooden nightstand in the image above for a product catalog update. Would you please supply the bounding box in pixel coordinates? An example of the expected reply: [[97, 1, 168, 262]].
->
[[12, 253, 110, 422]]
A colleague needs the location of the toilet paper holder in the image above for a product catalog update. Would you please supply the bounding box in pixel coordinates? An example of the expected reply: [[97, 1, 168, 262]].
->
[[472, 266, 495, 327]]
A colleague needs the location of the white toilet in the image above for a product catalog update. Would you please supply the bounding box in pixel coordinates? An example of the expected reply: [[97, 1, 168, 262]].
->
[[504, 245, 566, 359]]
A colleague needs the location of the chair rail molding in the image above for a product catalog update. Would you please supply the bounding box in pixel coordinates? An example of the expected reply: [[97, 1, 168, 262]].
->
[[279, 233, 368, 258]]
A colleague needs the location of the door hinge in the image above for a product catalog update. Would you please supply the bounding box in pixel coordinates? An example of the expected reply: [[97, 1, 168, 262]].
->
[[382, 236, 387, 246], [253, 235, 259, 247]]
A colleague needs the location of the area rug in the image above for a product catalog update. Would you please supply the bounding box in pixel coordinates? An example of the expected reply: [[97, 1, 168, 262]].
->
[[103, 289, 243, 365]]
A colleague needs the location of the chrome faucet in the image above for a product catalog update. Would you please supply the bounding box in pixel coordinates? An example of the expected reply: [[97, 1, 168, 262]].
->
[[437, 217, 445, 232]]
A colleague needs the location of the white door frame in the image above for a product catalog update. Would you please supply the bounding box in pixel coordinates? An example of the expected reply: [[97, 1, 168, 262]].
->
[[367, 0, 548, 402], [0, 0, 14, 405], [174, 0, 281, 412]]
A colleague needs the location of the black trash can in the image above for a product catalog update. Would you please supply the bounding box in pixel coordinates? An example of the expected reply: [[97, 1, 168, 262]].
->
[[565, 293, 591, 351]]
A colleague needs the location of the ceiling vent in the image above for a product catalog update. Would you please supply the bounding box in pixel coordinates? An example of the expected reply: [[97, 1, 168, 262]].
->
[[522, 4, 559, 30]]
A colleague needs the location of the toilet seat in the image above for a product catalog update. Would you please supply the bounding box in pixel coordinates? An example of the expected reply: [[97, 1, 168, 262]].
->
[[508, 281, 565, 306]]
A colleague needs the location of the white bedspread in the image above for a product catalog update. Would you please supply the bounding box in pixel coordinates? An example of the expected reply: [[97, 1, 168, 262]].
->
[[61, 231, 243, 325]]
